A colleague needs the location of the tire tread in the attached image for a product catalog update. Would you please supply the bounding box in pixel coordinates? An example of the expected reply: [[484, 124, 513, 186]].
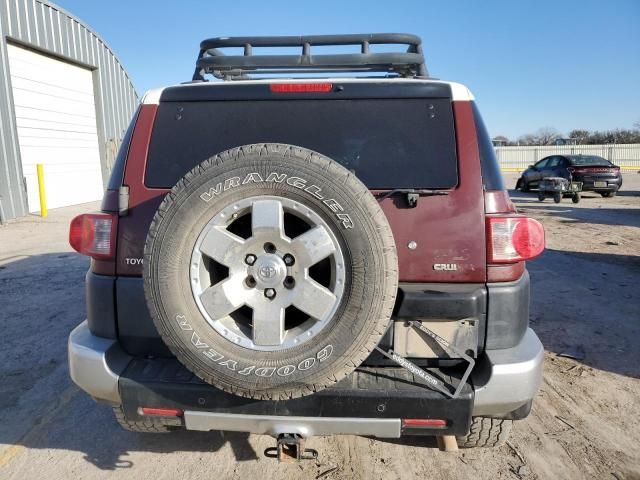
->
[[144, 143, 398, 400], [456, 417, 512, 448], [112, 407, 174, 434]]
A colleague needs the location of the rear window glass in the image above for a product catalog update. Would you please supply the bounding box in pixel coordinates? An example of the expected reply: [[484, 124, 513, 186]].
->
[[145, 99, 458, 189], [107, 107, 139, 190], [472, 102, 505, 191], [568, 155, 611, 166]]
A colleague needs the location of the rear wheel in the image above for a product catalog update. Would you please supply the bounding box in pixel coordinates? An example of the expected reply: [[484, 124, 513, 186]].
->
[[456, 417, 512, 448], [553, 192, 562, 203], [537, 192, 545, 202], [601, 191, 615, 198], [520, 179, 530, 192], [572, 193, 580, 204], [112, 407, 176, 433]]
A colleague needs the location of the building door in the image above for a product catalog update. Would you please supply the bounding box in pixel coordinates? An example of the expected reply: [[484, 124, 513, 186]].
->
[[7, 43, 103, 212]]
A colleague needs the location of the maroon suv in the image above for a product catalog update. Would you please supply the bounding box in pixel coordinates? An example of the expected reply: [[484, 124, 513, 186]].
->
[[67, 34, 545, 456]]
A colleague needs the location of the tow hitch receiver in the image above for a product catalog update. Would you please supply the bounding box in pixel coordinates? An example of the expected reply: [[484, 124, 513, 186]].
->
[[264, 434, 318, 462]]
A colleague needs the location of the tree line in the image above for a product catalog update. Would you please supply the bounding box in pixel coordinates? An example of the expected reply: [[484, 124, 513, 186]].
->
[[494, 121, 640, 146]]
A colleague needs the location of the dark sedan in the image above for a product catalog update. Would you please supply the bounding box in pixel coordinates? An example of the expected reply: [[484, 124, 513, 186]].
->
[[516, 154, 623, 197]]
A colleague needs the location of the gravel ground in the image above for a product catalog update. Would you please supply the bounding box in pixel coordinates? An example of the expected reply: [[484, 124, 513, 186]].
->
[[0, 173, 638, 480]]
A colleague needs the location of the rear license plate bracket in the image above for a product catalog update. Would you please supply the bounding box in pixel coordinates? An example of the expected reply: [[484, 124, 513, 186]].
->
[[375, 321, 475, 399]]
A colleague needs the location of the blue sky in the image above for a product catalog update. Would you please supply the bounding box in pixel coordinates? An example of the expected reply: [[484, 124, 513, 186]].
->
[[57, 0, 640, 139]]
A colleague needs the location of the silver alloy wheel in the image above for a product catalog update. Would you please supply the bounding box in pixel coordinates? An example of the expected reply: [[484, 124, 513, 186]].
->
[[190, 196, 346, 351]]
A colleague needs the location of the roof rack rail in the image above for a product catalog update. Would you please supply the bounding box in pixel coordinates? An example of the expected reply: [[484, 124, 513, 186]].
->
[[192, 33, 428, 81]]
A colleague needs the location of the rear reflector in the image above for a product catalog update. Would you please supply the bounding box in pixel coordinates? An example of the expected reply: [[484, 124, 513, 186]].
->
[[140, 407, 183, 417], [402, 418, 448, 428], [69, 213, 117, 259], [487, 216, 545, 263], [270, 83, 333, 93]]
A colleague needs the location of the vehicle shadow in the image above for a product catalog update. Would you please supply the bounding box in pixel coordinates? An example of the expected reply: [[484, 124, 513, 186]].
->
[[46, 409, 259, 470], [527, 248, 639, 378], [508, 190, 640, 228], [1, 246, 638, 470], [49, 405, 259, 470], [615, 190, 640, 197], [0, 252, 260, 470], [372, 436, 440, 449]]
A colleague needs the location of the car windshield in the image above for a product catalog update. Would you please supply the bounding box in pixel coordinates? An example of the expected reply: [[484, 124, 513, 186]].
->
[[568, 155, 612, 166]]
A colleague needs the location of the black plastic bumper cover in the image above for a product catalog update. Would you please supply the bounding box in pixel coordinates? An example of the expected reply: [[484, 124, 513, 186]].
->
[[119, 358, 473, 436]]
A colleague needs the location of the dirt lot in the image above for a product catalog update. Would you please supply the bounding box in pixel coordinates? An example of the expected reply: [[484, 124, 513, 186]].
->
[[1, 173, 639, 480]]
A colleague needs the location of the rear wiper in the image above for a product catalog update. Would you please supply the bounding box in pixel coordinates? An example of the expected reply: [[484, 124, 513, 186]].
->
[[375, 188, 449, 208]]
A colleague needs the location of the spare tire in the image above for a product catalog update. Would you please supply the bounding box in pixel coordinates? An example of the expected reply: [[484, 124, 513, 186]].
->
[[144, 144, 398, 399]]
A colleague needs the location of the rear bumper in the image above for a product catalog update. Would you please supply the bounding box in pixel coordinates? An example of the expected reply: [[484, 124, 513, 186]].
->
[[68, 321, 130, 404], [184, 412, 401, 438], [68, 322, 543, 436], [574, 174, 622, 192], [471, 328, 544, 416]]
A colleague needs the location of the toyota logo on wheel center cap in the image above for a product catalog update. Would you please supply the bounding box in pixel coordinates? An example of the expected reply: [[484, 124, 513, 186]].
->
[[259, 264, 277, 279], [253, 254, 286, 288]]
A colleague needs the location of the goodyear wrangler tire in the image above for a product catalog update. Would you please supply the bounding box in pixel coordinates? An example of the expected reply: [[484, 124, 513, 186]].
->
[[144, 144, 398, 399]]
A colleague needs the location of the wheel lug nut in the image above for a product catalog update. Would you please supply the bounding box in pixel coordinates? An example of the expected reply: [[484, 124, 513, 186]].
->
[[264, 288, 276, 299], [245, 254, 257, 265], [283, 254, 295, 266]]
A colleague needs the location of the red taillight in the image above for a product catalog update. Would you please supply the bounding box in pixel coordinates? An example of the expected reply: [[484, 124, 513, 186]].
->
[[270, 83, 333, 93], [69, 213, 117, 259], [402, 418, 448, 428], [140, 407, 183, 417], [487, 216, 545, 263], [569, 166, 618, 173]]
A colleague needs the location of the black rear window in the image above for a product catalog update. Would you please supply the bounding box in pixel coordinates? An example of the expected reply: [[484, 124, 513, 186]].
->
[[567, 155, 612, 166], [145, 98, 458, 189]]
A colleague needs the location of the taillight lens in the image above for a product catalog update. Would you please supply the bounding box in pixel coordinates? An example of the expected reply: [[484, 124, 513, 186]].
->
[[270, 83, 333, 93], [69, 213, 117, 259], [487, 216, 545, 263]]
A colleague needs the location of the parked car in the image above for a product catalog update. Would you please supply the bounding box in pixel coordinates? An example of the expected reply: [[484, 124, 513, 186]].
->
[[67, 33, 545, 458], [516, 154, 622, 197]]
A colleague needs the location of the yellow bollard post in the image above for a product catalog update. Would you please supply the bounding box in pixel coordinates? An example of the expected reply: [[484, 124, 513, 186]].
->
[[36, 163, 47, 218]]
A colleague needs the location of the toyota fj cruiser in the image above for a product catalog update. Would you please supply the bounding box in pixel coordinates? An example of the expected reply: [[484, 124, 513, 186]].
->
[[68, 34, 545, 457]]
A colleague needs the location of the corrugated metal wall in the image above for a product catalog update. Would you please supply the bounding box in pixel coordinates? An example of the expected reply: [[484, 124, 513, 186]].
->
[[495, 144, 640, 171], [0, 0, 137, 220]]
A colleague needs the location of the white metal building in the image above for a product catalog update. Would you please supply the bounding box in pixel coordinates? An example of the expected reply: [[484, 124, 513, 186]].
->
[[0, 0, 137, 221]]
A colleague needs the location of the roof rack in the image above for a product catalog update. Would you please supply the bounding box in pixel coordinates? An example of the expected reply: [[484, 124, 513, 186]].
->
[[192, 33, 428, 81]]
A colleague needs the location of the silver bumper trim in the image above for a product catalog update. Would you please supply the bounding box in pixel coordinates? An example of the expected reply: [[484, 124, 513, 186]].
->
[[68, 321, 130, 404], [184, 411, 401, 438], [472, 328, 544, 416]]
